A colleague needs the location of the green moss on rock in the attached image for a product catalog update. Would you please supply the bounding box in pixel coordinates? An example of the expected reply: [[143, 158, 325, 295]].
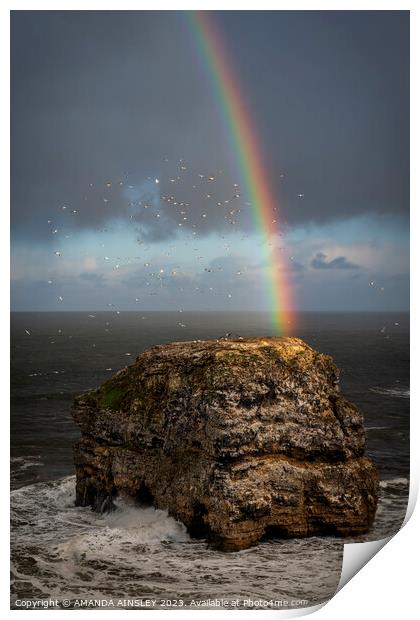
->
[[98, 386, 124, 411]]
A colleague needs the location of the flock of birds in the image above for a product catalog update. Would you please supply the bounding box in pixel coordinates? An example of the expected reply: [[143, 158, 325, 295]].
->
[[46, 158, 292, 312], [22, 156, 392, 340]]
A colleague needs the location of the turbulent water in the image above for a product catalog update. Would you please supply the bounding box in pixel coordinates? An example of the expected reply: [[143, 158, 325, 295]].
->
[[10, 312, 410, 609]]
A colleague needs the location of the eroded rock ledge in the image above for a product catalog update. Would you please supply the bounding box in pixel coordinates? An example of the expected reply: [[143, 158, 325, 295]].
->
[[72, 337, 379, 550]]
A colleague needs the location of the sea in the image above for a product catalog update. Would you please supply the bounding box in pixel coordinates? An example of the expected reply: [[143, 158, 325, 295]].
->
[[10, 311, 410, 609]]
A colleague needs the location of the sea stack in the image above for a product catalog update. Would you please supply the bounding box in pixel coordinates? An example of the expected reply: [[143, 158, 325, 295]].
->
[[72, 337, 379, 551]]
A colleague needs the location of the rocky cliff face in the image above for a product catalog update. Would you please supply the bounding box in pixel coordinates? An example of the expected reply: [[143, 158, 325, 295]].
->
[[72, 337, 379, 551]]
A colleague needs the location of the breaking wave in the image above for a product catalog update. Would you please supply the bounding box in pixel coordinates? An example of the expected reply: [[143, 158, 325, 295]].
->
[[10, 474, 409, 608], [10, 476, 343, 607]]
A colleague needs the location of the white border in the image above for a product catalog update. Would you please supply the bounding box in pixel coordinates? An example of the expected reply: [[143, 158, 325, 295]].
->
[[3, 2, 417, 618]]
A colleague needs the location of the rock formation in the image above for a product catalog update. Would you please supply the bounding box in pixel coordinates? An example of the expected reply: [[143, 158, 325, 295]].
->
[[72, 337, 379, 551]]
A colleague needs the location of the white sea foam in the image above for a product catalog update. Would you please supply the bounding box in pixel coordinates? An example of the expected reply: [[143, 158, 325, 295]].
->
[[10, 476, 345, 607], [55, 506, 190, 565], [11, 476, 189, 547], [10, 474, 409, 608], [105, 502, 190, 541], [366, 426, 389, 431], [369, 387, 410, 398], [379, 477, 409, 490]]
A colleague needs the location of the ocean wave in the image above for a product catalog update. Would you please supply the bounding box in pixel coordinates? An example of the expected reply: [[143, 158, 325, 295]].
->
[[10, 476, 345, 607], [11, 456, 43, 469], [11, 391, 78, 402], [11, 476, 188, 545], [369, 387, 410, 399], [366, 426, 389, 431], [379, 477, 409, 490], [11, 456, 44, 481], [10, 474, 409, 607]]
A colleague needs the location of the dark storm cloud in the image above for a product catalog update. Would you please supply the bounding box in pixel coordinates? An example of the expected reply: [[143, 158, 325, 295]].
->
[[11, 10, 223, 240], [11, 10, 409, 242], [310, 252, 360, 270]]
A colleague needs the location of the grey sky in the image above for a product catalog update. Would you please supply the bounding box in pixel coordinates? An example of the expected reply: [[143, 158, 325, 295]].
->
[[11, 10, 409, 312]]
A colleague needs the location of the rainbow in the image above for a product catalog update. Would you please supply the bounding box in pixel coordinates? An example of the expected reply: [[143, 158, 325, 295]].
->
[[187, 11, 294, 334]]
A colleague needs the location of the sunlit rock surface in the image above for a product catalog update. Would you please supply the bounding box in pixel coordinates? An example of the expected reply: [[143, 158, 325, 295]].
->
[[72, 337, 379, 551]]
